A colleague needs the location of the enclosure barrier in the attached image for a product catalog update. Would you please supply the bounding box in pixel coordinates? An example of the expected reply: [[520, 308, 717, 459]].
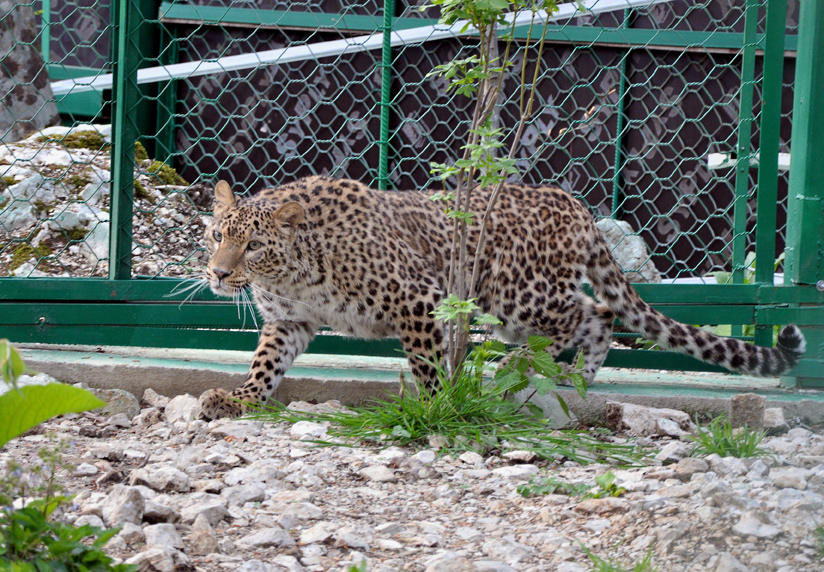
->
[[0, 0, 822, 388]]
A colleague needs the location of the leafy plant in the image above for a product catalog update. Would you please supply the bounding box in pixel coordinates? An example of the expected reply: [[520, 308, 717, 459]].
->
[[0, 499, 135, 571], [582, 544, 658, 572], [688, 415, 768, 458], [583, 471, 626, 499], [249, 339, 641, 465], [0, 340, 105, 449], [814, 523, 824, 558], [517, 476, 590, 498]]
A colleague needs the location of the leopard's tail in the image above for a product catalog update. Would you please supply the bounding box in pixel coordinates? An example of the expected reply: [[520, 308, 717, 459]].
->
[[585, 232, 806, 377]]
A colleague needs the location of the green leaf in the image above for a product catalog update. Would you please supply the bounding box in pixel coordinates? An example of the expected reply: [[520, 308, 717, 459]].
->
[[569, 372, 588, 400], [0, 383, 105, 447], [0, 339, 30, 386], [527, 336, 553, 352], [475, 313, 502, 325], [556, 394, 571, 418], [531, 376, 557, 396], [531, 352, 562, 377]]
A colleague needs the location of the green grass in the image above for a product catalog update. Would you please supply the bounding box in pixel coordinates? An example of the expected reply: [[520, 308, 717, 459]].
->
[[689, 415, 768, 458], [249, 344, 644, 466], [517, 476, 591, 498], [9, 243, 51, 272], [37, 130, 109, 151], [583, 545, 658, 572], [814, 524, 824, 558], [147, 161, 188, 186], [134, 140, 149, 162]]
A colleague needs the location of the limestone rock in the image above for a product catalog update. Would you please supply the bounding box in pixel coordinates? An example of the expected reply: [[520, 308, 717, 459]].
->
[[101, 485, 145, 526], [595, 218, 661, 283], [729, 393, 766, 430], [189, 514, 219, 555], [605, 401, 695, 436], [0, 0, 60, 143], [164, 394, 200, 423]]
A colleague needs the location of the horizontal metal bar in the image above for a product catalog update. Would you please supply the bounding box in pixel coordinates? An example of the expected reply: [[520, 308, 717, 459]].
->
[[50, 0, 672, 95], [756, 306, 824, 326], [157, 3, 799, 54]]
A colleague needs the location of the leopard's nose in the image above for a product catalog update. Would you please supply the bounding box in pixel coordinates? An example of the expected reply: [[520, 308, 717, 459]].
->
[[212, 267, 232, 279]]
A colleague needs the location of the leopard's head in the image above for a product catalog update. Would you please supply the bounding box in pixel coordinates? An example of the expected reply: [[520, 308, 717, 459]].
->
[[205, 180, 305, 297]]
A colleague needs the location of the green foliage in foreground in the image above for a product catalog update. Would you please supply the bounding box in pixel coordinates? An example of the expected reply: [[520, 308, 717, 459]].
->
[[689, 415, 768, 459], [0, 499, 135, 572], [249, 341, 643, 466], [0, 339, 106, 447], [814, 524, 824, 558], [582, 545, 658, 572]]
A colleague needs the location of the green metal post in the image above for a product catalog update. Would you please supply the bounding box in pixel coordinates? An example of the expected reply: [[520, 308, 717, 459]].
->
[[729, 0, 759, 339], [39, 0, 50, 62], [610, 8, 632, 219], [782, 0, 824, 388], [377, 0, 395, 190], [753, 0, 786, 348], [108, 0, 141, 280]]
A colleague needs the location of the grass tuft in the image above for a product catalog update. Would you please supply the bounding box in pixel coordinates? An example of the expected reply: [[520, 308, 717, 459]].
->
[[248, 344, 644, 466], [148, 161, 188, 186], [582, 545, 658, 572], [517, 476, 590, 498], [689, 415, 768, 458]]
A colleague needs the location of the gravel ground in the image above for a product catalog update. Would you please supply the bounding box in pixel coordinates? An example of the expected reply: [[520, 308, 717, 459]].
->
[[2, 386, 823, 572]]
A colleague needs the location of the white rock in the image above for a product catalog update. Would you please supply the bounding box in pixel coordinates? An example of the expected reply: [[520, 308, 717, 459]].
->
[[221, 484, 265, 506], [491, 465, 539, 479], [189, 513, 218, 555], [458, 451, 484, 465], [334, 525, 373, 550], [179, 498, 231, 525], [732, 513, 781, 538], [412, 450, 437, 465], [101, 485, 144, 526], [290, 420, 327, 438], [502, 450, 537, 463], [482, 538, 533, 565], [164, 394, 200, 423], [74, 463, 99, 476], [118, 522, 145, 544], [237, 527, 295, 548], [74, 514, 105, 528], [130, 464, 190, 492], [359, 465, 396, 482], [300, 522, 334, 544], [769, 467, 809, 489], [143, 523, 184, 549]]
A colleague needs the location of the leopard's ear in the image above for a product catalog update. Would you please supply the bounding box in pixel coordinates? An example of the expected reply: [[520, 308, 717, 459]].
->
[[272, 201, 305, 236], [213, 180, 236, 216]]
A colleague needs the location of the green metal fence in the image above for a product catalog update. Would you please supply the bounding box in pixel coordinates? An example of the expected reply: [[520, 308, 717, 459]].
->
[[0, 0, 822, 387]]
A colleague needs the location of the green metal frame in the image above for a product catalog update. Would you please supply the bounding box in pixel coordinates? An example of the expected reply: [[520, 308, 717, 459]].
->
[[10, 0, 821, 388]]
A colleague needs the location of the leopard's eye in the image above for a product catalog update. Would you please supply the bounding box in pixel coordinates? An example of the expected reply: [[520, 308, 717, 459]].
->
[[212, 230, 223, 242], [248, 240, 262, 251]]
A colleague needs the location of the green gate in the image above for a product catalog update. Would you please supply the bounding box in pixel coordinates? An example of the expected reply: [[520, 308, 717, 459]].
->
[[1, 0, 822, 387]]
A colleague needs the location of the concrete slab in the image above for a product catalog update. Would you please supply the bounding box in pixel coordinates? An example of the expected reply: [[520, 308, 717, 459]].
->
[[16, 343, 824, 425]]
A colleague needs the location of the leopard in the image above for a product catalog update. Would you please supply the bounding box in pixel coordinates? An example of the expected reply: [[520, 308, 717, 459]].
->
[[198, 176, 806, 420]]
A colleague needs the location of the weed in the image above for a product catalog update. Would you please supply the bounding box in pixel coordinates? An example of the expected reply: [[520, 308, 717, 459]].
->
[[249, 341, 643, 465], [9, 243, 51, 272], [1, 176, 16, 188], [346, 561, 367, 572], [584, 471, 627, 499], [689, 415, 768, 458], [148, 161, 188, 186], [815, 524, 824, 557], [64, 227, 89, 242], [134, 140, 149, 162], [582, 544, 658, 572], [517, 476, 591, 498], [32, 200, 49, 214], [133, 179, 153, 202], [65, 171, 92, 189], [38, 130, 109, 151]]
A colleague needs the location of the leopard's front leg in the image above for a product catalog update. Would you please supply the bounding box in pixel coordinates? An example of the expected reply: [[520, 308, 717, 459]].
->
[[199, 320, 317, 420]]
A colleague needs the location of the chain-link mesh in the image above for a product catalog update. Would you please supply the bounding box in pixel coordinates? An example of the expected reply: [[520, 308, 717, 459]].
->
[[0, 0, 798, 283]]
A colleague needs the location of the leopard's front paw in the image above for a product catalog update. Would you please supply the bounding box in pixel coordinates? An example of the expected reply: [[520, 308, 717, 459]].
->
[[199, 388, 246, 420]]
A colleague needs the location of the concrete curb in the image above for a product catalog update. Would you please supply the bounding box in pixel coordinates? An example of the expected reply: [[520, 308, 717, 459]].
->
[[16, 344, 824, 425]]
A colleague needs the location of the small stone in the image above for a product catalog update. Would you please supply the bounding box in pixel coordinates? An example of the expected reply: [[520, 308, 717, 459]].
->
[[673, 457, 709, 480], [359, 465, 396, 482], [106, 412, 132, 428], [455, 526, 485, 541], [74, 463, 99, 476], [130, 464, 190, 492], [482, 538, 532, 565], [655, 441, 692, 465], [714, 551, 750, 572], [143, 523, 184, 550], [763, 407, 788, 433], [290, 420, 327, 438], [142, 388, 170, 409], [428, 434, 448, 449], [491, 465, 539, 479], [189, 514, 218, 555], [769, 467, 808, 489], [88, 388, 141, 419], [458, 451, 484, 465], [729, 393, 766, 430], [143, 500, 180, 524], [581, 518, 612, 533], [74, 514, 105, 528], [424, 552, 474, 572], [134, 407, 162, 426], [731, 513, 781, 538], [164, 394, 200, 423], [412, 450, 437, 464], [334, 525, 373, 550], [101, 485, 144, 526], [709, 456, 748, 477], [221, 484, 265, 506], [300, 522, 334, 544], [118, 522, 144, 544], [179, 499, 231, 526], [237, 527, 295, 548], [656, 417, 687, 437], [502, 450, 537, 463]]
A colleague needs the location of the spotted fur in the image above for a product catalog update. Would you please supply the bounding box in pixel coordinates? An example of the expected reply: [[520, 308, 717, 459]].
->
[[198, 176, 806, 419]]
